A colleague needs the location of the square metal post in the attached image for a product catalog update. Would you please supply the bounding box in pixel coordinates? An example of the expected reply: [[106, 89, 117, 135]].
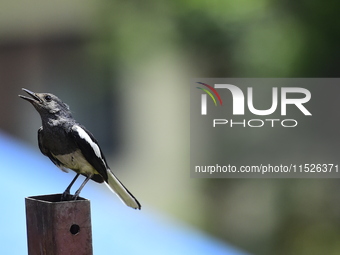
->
[[25, 194, 93, 255]]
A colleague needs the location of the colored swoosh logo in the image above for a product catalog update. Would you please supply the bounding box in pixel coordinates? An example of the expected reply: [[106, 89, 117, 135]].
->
[[196, 82, 223, 106]]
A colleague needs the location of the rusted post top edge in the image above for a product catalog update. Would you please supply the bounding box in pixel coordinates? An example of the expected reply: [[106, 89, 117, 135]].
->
[[26, 193, 90, 204]]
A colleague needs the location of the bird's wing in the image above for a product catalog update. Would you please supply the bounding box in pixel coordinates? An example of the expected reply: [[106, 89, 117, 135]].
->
[[38, 127, 68, 172], [71, 124, 141, 209], [37, 127, 48, 155], [70, 124, 108, 181]]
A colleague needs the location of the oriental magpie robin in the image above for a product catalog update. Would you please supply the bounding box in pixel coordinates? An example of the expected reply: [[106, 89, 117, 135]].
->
[[19, 88, 141, 210]]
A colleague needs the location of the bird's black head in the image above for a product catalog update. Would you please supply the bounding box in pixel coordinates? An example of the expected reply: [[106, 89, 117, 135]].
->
[[19, 88, 72, 119]]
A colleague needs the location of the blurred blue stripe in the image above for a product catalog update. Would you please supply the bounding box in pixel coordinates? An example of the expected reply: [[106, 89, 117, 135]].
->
[[0, 131, 249, 255]]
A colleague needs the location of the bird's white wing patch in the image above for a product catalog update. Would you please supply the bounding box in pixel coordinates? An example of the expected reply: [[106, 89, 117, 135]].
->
[[72, 125, 102, 158]]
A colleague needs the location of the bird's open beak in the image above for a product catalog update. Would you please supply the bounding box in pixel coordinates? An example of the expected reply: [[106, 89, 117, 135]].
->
[[19, 88, 43, 104]]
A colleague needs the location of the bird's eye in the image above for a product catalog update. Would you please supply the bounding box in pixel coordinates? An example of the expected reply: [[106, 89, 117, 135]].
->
[[44, 95, 52, 102]]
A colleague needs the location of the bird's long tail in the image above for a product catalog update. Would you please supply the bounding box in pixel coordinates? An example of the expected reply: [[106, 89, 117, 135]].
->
[[105, 169, 141, 210]]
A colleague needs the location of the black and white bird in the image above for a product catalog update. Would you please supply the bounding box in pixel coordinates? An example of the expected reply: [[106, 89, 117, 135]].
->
[[19, 88, 141, 210]]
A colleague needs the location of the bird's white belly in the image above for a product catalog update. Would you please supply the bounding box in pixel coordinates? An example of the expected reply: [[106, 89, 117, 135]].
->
[[53, 149, 97, 175]]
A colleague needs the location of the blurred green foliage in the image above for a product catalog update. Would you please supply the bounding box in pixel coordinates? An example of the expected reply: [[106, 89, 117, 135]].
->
[[93, 1, 340, 254]]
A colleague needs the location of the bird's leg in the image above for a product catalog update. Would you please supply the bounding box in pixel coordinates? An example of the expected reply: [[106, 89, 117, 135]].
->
[[61, 173, 80, 201], [73, 174, 93, 200]]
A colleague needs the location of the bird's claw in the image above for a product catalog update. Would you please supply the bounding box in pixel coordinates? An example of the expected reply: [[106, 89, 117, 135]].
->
[[72, 191, 80, 201], [61, 190, 71, 201]]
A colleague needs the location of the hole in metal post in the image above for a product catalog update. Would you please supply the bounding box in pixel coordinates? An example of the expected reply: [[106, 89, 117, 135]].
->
[[70, 224, 80, 235]]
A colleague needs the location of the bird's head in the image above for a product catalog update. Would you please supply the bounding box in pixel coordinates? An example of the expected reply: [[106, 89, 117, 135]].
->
[[19, 88, 72, 118]]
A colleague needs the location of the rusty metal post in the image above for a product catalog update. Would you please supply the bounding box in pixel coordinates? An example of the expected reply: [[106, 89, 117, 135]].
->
[[25, 194, 93, 255]]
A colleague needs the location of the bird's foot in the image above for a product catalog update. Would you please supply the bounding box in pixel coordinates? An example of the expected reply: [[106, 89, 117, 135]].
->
[[61, 190, 71, 201], [72, 191, 80, 201]]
